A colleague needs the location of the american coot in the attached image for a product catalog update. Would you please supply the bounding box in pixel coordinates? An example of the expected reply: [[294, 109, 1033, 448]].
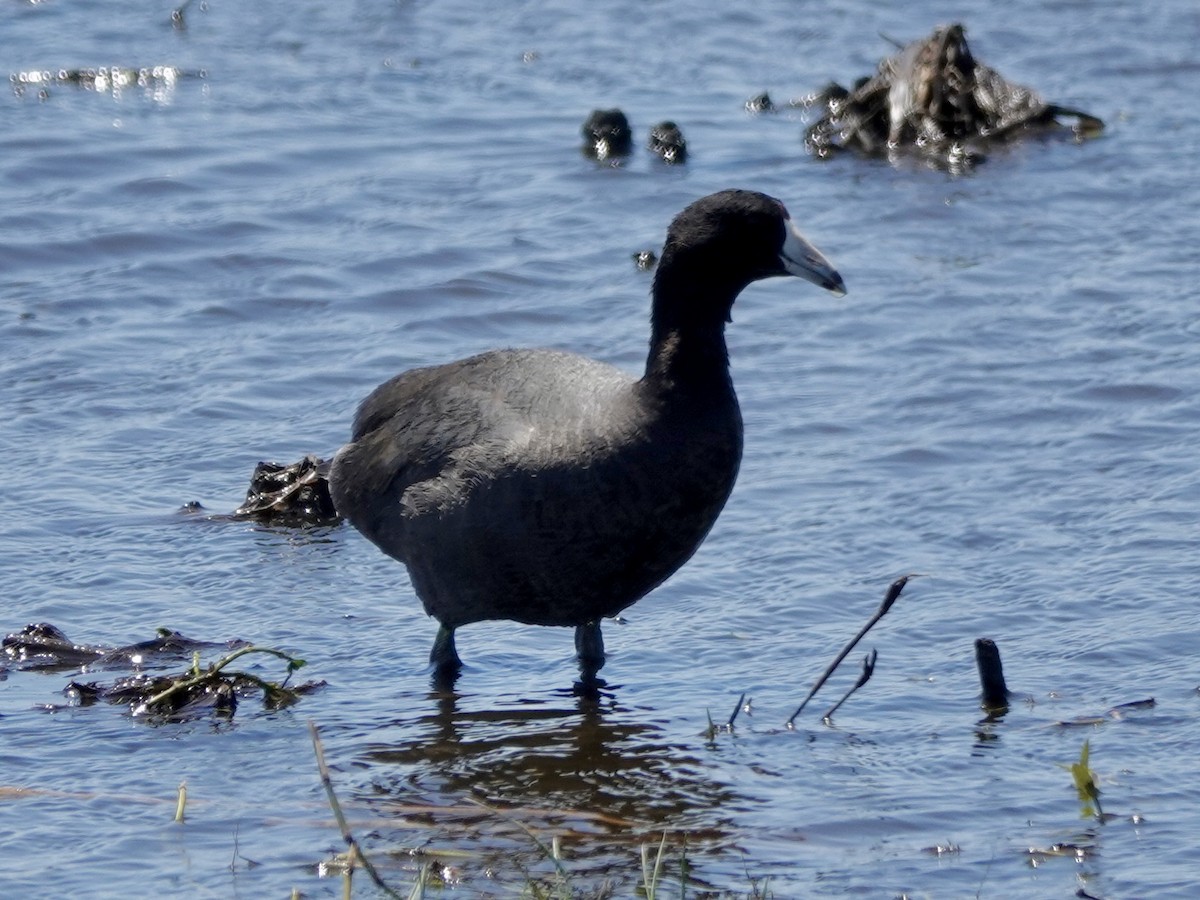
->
[[329, 189, 846, 685], [647, 121, 688, 164], [581, 108, 633, 160]]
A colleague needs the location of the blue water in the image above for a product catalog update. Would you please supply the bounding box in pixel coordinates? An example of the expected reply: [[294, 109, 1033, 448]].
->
[[2, 0, 1199, 896]]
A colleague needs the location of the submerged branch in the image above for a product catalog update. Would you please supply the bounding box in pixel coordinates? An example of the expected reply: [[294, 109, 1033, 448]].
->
[[786, 575, 917, 727], [822, 649, 878, 724], [139, 645, 306, 713], [975, 637, 1010, 710], [309, 721, 407, 900]]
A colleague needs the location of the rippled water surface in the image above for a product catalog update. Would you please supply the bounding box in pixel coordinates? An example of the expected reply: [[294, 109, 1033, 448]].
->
[[3, 0, 1199, 896]]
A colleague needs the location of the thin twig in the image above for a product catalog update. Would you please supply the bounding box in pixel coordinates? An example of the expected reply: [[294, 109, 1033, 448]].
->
[[141, 646, 302, 711], [641, 831, 668, 899], [726, 692, 747, 730], [786, 574, 918, 727], [464, 796, 571, 882], [821, 649, 878, 723], [407, 862, 430, 900], [174, 780, 187, 823], [702, 708, 717, 742], [309, 721, 406, 900]]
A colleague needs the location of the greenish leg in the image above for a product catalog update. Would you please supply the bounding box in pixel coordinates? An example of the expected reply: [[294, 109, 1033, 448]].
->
[[574, 620, 606, 679], [429, 623, 462, 676]]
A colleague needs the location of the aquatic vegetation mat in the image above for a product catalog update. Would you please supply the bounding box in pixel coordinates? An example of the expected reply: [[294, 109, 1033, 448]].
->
[[233, 454, 340, 526], [2, 623, 321, 722], [803, 23, 1104, 170]]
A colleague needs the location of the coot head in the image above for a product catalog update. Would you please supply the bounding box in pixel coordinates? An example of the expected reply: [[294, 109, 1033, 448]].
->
[[651, 189, 845, 335], [648, 121, 688, 164], [582, 108, 633, 159]]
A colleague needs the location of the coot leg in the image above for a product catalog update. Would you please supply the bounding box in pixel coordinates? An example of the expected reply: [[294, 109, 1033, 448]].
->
[[429, 623, 463, 676], [574, 620, 605, 678]]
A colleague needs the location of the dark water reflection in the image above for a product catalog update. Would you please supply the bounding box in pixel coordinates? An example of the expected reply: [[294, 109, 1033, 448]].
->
[[357, 688, 744, 887]]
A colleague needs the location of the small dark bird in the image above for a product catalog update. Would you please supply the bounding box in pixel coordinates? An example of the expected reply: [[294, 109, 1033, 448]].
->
[[581, 108, 633, 160], [631, 249, 657, 270], [745, 92, 776, 113], [329, 190, 846, 685], [647, 121, 688, 164]]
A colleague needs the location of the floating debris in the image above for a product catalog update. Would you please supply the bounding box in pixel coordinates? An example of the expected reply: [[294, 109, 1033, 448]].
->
[[1025, 840, 1094, 866], [74, 645, 321, 722], [745, 91, 776, 114], [233, 455, 340, 526], [581, 108, 632, 160], [803, 24, 1103, 170], [3, 622, 242, 671], [3, 624, 320, 722], [1107, 697, 1156, 714], [632, 249, 657, 270], [9, 66, 203, 100], [1054, 696, 1156, 727], [922, 842, 962, 857], [647, 121, 688, 164], [171, 0, 198, 31]]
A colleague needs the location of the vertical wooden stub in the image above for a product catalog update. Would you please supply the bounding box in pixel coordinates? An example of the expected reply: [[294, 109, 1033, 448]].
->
[[974, 637, 1010, 710]]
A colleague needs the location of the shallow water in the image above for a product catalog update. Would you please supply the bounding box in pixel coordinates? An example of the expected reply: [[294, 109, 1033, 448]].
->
[[2, 0, 1199, 896]]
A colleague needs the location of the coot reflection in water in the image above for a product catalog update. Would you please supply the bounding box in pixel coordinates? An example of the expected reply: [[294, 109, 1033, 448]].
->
[[328, 190, 846, 688], [358, 690, 743, 889]]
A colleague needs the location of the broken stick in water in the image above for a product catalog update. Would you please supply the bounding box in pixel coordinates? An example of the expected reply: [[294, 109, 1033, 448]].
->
[[786, 574, 918, 728], [975, 637, 1010, 711], [822, 649, 878, 724], [308, 721, 406, 899]]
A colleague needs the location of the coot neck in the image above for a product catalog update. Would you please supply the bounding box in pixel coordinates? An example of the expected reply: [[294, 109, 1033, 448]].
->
[[642, 255, 744, 391]]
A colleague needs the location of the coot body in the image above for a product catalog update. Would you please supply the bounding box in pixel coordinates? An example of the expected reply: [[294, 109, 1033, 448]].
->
[[329, 190, 846, 680]]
